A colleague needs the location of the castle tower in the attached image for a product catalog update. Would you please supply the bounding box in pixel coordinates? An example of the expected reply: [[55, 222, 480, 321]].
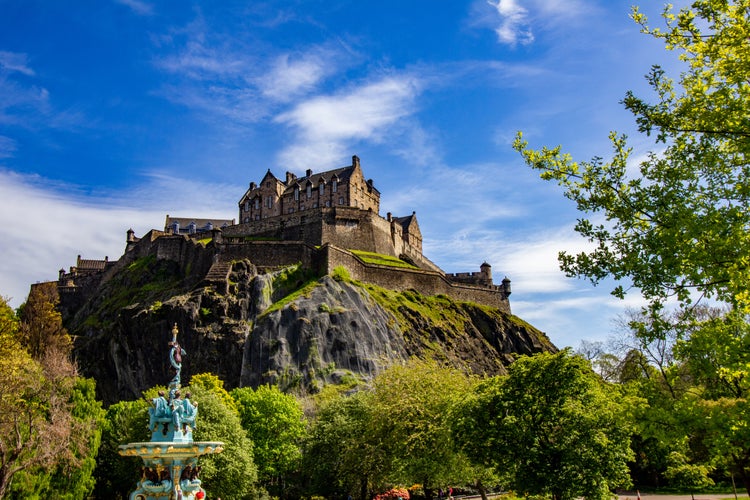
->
[[480, 262, 492, 286]]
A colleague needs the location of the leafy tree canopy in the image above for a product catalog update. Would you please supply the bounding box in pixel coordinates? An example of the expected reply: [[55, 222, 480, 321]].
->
[[513, 0, 750, 316], [455, 350, 633, 500], [231, 385, 306, 490]]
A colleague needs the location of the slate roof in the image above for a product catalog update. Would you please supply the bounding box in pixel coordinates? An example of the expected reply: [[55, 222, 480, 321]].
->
[[164, 216, 235, 232], [280, 166, 355, 196]]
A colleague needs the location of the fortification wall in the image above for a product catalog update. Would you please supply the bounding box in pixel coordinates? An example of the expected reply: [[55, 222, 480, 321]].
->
[[322, 244, 511, 313], [223, 207, 437, 272], [218, 241, 324, 273]]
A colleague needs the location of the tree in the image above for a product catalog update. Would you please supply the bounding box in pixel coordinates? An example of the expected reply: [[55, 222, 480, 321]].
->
[[93, 399, 150, 499], [455, 350, 633, 500], [187, 378, 258, 500], [231, 385, 306, 498], [302, 390, 380, 500], [8, 377, 104, 500], [0, 296, 95, 499], [513, 0, 750, 317], [368, 359, 480, 499], [17, 282, 71, 360], [513, 2, 750, 493]]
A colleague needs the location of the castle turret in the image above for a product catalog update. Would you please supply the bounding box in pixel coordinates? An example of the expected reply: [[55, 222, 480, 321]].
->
[[480, 262, 492, 286], [502, 276, 512, 297]]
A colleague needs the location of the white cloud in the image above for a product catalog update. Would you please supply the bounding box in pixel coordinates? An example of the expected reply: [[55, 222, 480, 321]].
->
[[115, 0, 154, 16], [479, 0, 590, 46], [259, 52, 334, 102], [0, 51, 35, 76], [275, 75, 421, 171], [0, 170, 239, 309], [488, 0, 534, 45]]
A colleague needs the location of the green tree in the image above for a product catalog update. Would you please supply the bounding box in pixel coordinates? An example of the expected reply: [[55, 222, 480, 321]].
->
[[455, 350, 633, 500], [231, 385, 306, 498], [369, 359, 478, 499], [93, 399, 150, 499], [302, 390, 380, 500], [513, 0, 750, 316], [514, 2, 750, 493], [187, 379, 258, 500]]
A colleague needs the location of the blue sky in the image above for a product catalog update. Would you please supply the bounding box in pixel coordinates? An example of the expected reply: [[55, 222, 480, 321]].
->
[[0, 0, 678, 348]]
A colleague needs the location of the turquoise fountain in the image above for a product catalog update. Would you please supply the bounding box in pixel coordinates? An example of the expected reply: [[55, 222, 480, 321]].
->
[[119, 324, 224, 500]]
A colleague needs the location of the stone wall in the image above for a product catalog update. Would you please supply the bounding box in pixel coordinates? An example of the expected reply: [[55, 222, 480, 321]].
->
[[222, 207, 440, 272], [321, 244, 511, 313]]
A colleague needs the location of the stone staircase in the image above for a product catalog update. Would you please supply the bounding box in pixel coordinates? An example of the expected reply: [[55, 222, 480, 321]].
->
[[202, 259, 232, 294]]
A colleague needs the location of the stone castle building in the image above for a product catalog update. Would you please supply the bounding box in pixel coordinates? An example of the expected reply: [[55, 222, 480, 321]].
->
[[57, 156, 512, 312]]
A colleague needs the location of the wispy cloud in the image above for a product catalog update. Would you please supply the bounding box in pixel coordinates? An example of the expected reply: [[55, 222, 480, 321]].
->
[[114, 0, 154, 16], [275, 75, 421, 171], [0, 51, 35, 76], [258, 51, 338, 103], [476, 0, 589, 46]]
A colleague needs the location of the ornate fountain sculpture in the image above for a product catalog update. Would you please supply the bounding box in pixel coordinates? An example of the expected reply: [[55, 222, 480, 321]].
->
[[119, 324, 223, 500]]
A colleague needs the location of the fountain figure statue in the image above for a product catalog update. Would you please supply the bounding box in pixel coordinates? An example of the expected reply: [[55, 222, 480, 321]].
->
[[119, 323, 223, 500]]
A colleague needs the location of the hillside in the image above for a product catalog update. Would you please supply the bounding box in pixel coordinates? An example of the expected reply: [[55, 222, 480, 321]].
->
[[66, 252, 556, 405]]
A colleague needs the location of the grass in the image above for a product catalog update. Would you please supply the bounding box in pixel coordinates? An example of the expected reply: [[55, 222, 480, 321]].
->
[[350, 249, 419, 269]]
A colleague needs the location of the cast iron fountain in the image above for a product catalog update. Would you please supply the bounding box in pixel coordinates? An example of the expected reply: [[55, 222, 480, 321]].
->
[[119, 324, 223, 499]]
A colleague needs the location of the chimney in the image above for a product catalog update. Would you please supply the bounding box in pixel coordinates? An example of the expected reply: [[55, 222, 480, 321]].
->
[[306, 169, 313, 178], [286, 172, 296, 184], [352, 155, 360, 168]]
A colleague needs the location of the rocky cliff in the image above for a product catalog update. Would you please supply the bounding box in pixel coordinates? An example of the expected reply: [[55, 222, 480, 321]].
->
[[67, 253, 556, 405]]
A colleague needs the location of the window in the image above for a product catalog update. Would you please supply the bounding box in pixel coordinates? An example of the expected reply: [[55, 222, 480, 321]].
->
[[313, 202, 318, 208], [244, 217, 249, 223], [294, 187, 299, 200], [266, 196, 273, 208], [339, 197, 344, 205], [244, 201, 250, 212], [319, 183, 325, 195], [254, 199, 260, 209], [325, 200, 331, 207], [332, 180, 338, 192], [288, 208, 294, 214], [306, 185, 312, 198]]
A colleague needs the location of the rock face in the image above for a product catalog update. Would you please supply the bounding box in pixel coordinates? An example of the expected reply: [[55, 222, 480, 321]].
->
[[68, 256, 556, 405]]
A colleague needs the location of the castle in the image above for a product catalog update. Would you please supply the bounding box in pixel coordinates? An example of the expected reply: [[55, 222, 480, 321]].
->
[[56, 156, 512, 312]]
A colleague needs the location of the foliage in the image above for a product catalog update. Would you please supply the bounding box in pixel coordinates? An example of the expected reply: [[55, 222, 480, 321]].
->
[[186, 383, 258, 500], [514, 2, 750, 494], [93, 399, 150, 499], [513, 0, 750, 316], [331, 265, 351, 281], [369, 359, 480, 496], [188, 372, 239, 415], [0, 296, 99, 500], [301, 389, 379, 500], [231, 385, 307, 495], [17, 282, 71, 360], [374, 487, 411, 500], [454, 350, 633, 500]]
